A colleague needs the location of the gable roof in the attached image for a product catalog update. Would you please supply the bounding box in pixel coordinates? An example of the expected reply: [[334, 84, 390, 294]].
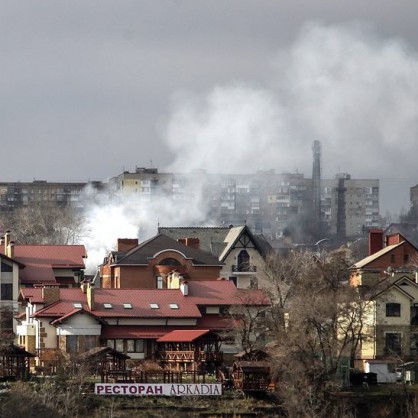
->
[[351, 242, 405, 269], [2, 245, 87, 285], [113, 234, 222, 267], [0, 252, 25, 268], [158, 225, 272, 261], [20, 281, 270, 322]]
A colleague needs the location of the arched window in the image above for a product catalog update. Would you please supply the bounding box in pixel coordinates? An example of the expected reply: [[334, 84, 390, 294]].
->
[[237, 250, 250, 272], [158, 258, 181, 266]]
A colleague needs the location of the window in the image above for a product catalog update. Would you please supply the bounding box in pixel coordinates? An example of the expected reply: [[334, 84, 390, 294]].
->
[[83, 336, 96, 351], [156, 276, 163, 289], [1, 262, 12, 273], [73, 303, 82, 309], [404, 254, 409, 263], [237, 250, 250, 272], [66, 335, 78, 353], [115, 339, 123, 352], [150, 303, 159, 309], [126, 339, 144, 353], [104, 303, 113, 309], [390, 254, 396, 263], [1, 284, 12, 300], [158, 258, 181, 266], [385, 333, 402, 355], [386, 303, 401, 317], [169, 303, 179, 309], [123, 303, 132, 309]]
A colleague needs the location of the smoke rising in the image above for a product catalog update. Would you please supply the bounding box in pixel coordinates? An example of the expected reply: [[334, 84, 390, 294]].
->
[[83, 22, 418, 271], [166, 22, 418, 180]]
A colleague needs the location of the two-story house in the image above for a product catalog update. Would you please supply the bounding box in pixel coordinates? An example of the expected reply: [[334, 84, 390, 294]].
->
[[158, 225, 273, 289], [17, 280, 270, 371], [99, 234, 224, 289]]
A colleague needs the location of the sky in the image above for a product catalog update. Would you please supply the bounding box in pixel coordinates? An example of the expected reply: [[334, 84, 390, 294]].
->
[[2, 1, 418, 215]]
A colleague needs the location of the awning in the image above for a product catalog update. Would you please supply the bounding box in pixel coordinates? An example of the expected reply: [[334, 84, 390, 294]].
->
[[157, 329, 210, 343]]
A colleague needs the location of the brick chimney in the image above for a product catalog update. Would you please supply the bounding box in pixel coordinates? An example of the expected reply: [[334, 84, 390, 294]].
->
[[185, 238, 200, 250], [8, 241, 14, 258], [369, 229, 384, 256], [4, 231, 10, 256], [180, 280, 189, 296], [87, 282, 95, 311], [117, 238, 139, 252], [386, 233, 403, 246], [42, 285, 60, 306]]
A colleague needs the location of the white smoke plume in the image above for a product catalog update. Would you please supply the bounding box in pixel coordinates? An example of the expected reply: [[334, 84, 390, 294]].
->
[[83, 22, 418, 271], [166, 22, 418, 180]]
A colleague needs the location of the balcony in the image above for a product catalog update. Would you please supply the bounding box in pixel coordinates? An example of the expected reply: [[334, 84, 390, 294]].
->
[[157, 350, 223, 363], [232, 265, 257, 273]]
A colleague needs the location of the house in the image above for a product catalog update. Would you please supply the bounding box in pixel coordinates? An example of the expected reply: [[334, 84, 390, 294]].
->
[[0, 231, 87, 288], [0, 249, 24, 333], [349, 229, 418, 287], [99, 234, 224, 289], [349, 229, 418, 370], [16, 280, 270, 371], [158, 225, 273, 289]]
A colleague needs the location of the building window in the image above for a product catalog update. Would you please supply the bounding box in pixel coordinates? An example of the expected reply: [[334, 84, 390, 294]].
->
[[390, 254, 396, 263], [386, 303, 401, 317], [1, 262, 12, 272], [385, 333, 402, 355], [115, 339, 123, 352], [66, 335, 78, 353], [156, 276, 163, 289], [83, 336, 97, 351], [1, 284, 13, 300], [404, 254, 409, 263], [237, 250, 250, 271], [126, 339, 144, 353]]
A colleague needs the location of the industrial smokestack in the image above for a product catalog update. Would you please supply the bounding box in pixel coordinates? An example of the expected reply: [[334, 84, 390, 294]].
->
[[312, 140, 322, 238]]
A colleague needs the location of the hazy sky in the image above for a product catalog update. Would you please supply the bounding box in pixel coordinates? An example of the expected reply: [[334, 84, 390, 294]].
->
[[2, 1, 418, 214]]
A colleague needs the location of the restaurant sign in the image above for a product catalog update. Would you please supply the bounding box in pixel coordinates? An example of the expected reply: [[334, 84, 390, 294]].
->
[[95, 383, 222, 396]]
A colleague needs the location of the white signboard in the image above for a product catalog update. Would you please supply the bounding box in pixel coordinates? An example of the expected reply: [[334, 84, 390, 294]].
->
[[95, 383, 222, 396]]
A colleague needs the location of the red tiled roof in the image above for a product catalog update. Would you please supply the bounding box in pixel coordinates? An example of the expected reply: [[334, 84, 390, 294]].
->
[[101, 326, 171, 339], [157, 329, 210, 342], [8, 245, 86, 285], [188, 281, 271, 306], [21, 282, 270, 322]]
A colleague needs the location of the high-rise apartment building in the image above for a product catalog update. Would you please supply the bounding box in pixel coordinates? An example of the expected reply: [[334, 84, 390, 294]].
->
[[322, 174, 380, 238]]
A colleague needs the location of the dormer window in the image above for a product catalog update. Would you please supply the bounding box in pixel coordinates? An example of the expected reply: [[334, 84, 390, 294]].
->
[[150, 303, 159, 309], [104, 303, 113, 309]]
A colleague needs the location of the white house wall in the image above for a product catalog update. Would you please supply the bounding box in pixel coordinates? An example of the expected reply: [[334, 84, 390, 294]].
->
[[55, 314, 101, 336]]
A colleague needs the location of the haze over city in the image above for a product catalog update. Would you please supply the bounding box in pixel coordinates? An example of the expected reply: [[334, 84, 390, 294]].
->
[[2, 1, 418, 214]]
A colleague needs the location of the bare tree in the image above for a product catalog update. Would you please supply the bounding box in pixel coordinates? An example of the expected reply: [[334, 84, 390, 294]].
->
[[0, 205, 88, 245], [222, 290, 271, 359], [261, 249, 375, 418]]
